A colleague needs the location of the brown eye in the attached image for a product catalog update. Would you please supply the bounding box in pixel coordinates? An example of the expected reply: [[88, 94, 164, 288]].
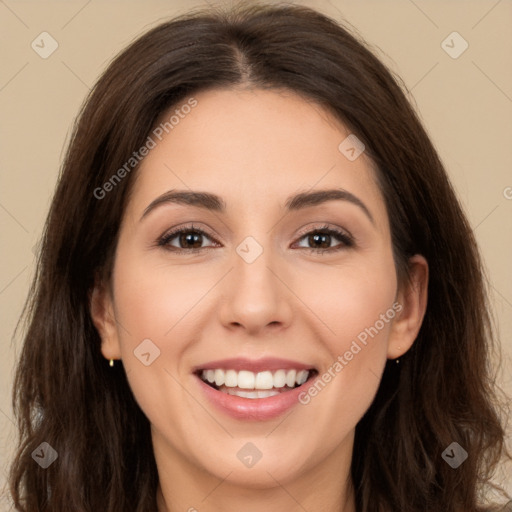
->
[[294, 225, 354, 254], [158, 224, 218, 253]]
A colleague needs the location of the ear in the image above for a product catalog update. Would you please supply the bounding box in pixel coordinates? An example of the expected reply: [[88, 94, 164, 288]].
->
[[89, 273, 122, 361], [387, 254, 428, 359]]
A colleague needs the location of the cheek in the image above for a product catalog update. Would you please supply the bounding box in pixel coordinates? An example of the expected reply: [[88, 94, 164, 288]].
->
[[111, 246, 208, 351], [293, 250, 397, 421], [108, 246, 210, 412], [108, 248, 222, 455], [299, 248, 397, 359]]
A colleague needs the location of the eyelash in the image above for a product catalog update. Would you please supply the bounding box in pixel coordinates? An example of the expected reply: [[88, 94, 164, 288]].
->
[[157, 223, 355, 255]]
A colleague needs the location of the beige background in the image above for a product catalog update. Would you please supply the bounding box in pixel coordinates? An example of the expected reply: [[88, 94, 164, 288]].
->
[[1, 0, 511, 508]]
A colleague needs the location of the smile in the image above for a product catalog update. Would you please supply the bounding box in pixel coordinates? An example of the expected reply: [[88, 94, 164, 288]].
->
[[193, 358, 318, 420], [198, 368, 313, 398]]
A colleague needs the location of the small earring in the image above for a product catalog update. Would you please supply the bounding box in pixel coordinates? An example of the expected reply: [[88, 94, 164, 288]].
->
[[395, 358, 400, 364], [109, 359, 114, 367]]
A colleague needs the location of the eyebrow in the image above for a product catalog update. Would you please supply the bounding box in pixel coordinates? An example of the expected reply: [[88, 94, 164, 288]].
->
[[140, 188, 374, 224]]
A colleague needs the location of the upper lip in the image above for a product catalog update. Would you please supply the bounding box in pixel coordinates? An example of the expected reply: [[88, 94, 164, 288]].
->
[[193, 357, 316, 374]]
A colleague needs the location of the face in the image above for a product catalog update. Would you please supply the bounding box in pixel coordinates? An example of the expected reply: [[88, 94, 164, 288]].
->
[[91, 87, 426, 494]]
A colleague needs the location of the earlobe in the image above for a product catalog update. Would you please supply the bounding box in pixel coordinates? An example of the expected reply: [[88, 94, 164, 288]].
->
[[387, 254, 429, 359], [89, 275, 122, 361]]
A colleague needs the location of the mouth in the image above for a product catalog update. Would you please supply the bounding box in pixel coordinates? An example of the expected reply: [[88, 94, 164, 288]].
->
[[195, 368, 319, 399]]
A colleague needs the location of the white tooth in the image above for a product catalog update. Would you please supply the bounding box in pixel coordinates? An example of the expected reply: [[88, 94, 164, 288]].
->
[[273, 369, 286, 388], [296, 370, 309, 385], [209, 368, 311, 390], [224, 369, 238, 387], [237, 390, 260, 398], [238, 370, 255, 389], [214, 369, 225, 386], [285, 369, 297, 387], [255, 371, 273, 389], [257, 390, 280, 398], [219, 387, 283, 398]]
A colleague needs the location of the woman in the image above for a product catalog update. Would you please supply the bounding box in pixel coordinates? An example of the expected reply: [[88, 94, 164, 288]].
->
[[9, 2, 511, 511]]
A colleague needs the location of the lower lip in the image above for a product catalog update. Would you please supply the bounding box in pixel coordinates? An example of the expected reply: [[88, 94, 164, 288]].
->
[[195, 374, 316, 421]]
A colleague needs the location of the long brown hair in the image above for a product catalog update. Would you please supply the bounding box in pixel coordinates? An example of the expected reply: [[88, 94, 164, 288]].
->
[[9, 2, 511, 510]]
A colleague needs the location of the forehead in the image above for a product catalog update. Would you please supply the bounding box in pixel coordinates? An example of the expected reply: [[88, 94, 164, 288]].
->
[[126, 87, 387, 223]]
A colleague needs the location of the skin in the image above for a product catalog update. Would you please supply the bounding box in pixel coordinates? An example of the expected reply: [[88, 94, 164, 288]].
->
[[90, 87, 428, 512]]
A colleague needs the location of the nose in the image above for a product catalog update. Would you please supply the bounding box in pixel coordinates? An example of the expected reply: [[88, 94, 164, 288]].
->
[[218, 239, 293, 335]]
